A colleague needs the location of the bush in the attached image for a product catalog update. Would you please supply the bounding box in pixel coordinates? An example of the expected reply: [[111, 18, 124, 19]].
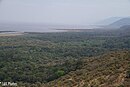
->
[[126, 70, 130, 78], [55, 70, 65, 77], [118, 85, 124, 87]]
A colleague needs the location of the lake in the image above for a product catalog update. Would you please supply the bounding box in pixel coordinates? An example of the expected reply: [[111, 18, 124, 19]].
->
[[0, 23, 98, 33]]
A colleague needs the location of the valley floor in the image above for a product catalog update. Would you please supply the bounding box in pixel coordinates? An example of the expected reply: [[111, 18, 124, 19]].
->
[[0, 29, 129, 87]]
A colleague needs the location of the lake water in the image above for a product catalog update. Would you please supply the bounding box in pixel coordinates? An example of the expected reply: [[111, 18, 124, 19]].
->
[[0, 23, 66, 32], [0, 23, 98, 33]]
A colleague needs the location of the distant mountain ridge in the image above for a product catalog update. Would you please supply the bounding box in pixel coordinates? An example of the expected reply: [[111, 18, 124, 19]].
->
[[96, 17, 122, 25], [108, 18, 130, 28], [120, 25, 130, 29], [95, 17, 130, 29]]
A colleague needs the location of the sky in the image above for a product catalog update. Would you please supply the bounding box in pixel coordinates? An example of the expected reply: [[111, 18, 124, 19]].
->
[[0, 0, 130, 25]]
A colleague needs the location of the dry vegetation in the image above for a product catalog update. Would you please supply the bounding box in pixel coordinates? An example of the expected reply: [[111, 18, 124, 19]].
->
[[0, 32, 24, 37], [0, 29, 129, 87], [44, 51, 130, 87]]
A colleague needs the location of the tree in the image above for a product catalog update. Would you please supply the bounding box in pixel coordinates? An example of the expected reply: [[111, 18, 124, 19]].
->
[[55, 70, 65, 77]]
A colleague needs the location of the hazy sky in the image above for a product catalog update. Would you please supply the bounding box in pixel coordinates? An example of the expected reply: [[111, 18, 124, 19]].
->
[[0, 0, 130, 25]]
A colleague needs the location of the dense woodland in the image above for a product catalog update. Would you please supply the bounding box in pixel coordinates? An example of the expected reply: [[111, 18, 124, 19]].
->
[[0, 28, 130, 86]]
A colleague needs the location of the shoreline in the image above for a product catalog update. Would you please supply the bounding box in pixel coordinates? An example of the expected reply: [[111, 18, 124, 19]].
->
[[0, 32, 24, 36]]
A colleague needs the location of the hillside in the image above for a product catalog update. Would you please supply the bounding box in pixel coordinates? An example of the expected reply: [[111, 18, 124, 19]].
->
[[120, 25, 130, 29], [108, 18, 130, 28], [96, 17, 122, 25], [44, 51, 130, 87]]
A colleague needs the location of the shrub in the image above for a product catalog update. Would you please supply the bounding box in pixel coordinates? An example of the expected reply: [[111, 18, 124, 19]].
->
[[55, 70, 65, 77], [126, 70, 130, 78]]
